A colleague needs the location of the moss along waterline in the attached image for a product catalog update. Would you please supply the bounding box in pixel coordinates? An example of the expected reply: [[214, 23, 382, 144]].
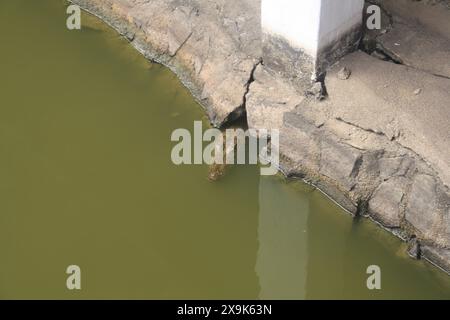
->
[[0, 0, 449, 299]]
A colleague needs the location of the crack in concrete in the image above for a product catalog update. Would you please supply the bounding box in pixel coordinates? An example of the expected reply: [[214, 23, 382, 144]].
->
[[169, 30, 193, 58], [363, 1, 450, 80], [242, 58, 263, 109], [335, 117, 386, 137], [334, 116, 447, 192], [335, 117, 447, 187], [220, 58, 262, 128]]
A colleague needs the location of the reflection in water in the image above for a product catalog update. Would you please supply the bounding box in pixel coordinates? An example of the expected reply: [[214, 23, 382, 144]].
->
[[256, 176, 311, 299], [256, 177, 450, 299]]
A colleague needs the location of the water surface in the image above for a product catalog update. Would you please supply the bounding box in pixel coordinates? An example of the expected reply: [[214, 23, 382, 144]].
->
[[0, 0, 449, 299]]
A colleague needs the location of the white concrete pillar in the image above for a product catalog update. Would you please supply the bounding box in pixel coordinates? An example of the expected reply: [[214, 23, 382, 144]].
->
[[262, 0, 364, 83]]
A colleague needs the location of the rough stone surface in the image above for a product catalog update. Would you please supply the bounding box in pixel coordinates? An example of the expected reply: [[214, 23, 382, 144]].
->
[[246, 65, 302, 131], [306, 82, 325, 101], [406, 174, 449, 247], [369, 177, 408, 228], [337, 67, 352, 80], [422, 245, 450, 273], [377, 16, 450, 78], [375, 0, 450, 41], [325, 51, 450, 189], [319, 139, 363, 192]]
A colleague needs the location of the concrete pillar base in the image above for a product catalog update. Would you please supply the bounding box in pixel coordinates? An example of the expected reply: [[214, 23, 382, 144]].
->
[[262, 0, 364, 83], [262, 33, 317, 87]]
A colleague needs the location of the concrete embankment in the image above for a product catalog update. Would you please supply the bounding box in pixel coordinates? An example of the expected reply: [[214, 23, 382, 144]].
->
[[70, 0, 450, 274]]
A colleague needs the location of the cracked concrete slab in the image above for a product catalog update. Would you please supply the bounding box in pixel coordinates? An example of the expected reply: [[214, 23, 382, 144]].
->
[[246, 65, 303, 131], [326, 51, 450, 188], [406, 174, 449, 247], [377, 15, 450, 78], [375, 0, 450, 41], [369, 177, 408, 228]]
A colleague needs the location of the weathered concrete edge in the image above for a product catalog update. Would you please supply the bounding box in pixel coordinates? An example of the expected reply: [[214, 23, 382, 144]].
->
[[277, 144, 450, 276], [68, 1, 209, 120], [70, 1, 450, 275], [262, 22, 362, 85], [316, 22, 363, 77], [70, 0, 259, 128]]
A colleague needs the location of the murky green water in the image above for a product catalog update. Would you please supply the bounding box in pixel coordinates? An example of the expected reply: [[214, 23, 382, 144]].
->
[[0, 0, 449, 299]]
